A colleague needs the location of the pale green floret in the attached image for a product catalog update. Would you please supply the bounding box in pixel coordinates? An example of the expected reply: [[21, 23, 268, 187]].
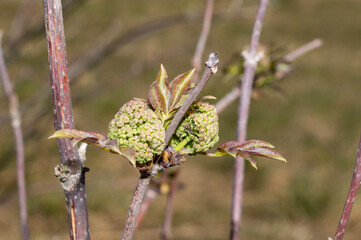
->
[[170, 101, 219, 155], [108, 99, 165, 166]]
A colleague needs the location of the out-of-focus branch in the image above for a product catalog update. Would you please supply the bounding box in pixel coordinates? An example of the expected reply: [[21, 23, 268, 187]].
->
[[191, 0, 215, 82], [70, 13, 189, 80], [283, 38, 323, 62], [231, 1, 269, 239], [134, 186, 159, 230], [0, 31, 30, 240], [121, 53, 219, 240], [6, 0, 85, 57], [331, 136, 361, 240], [215, 87, 240, 113], [7, 0, 36, 51], [215, 38, 323, 114], [161, 169, 181, 240], [42, 0, 90, 239]]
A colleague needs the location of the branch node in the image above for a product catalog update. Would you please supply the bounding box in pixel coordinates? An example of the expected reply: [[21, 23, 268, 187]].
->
[[241, 49, 264, 67], [54, 164, 81, 191], [205, 52, 219, 73]]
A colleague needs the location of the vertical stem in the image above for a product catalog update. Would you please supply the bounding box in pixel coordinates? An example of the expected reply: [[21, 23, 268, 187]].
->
[[230, 1, 269, 239], [0, 32, 30, 240], [333, 136, 361, 240], [42, 0, 90, 239]]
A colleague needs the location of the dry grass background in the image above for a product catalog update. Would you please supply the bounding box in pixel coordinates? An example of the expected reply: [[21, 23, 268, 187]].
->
[[1, 0, 361, 239]]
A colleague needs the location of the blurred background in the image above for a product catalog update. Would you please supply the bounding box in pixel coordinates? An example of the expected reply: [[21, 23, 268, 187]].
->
[[1, 0, 361, 239]]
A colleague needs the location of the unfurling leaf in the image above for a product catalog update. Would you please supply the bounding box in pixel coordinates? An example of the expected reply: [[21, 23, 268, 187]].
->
[[237, 151, 258, 169], [148, 82, 162, 111], [169, 68, 195, 109], [49, 129, 136, 167], [155, 64, 171, 113], [206, 140, 286, 169]]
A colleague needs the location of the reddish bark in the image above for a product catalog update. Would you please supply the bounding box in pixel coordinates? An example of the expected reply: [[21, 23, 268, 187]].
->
[[42, 0, 90, 239]]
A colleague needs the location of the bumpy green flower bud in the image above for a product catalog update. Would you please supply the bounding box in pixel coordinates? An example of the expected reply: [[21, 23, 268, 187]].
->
[[108, 99, 165, 167], [170, 101, 219, 155]]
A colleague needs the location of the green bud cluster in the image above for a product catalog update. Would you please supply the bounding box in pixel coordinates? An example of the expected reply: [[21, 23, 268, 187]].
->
[[108, 99, 165, 166], [170, 101, 219, 154]]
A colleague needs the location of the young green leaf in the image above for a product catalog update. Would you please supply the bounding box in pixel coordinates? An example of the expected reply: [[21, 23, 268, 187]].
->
[[169, 68, 195, 109], [155, 64, 171, 113], [49, 129, 137, 167]]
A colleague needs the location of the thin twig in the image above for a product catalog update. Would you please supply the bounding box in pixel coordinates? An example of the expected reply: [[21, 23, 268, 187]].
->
[[332, 136, 361, 240], [0, 31, 30, 240], [121, 173, 153, 240], [215, 38, 323, 114], [165, 53, 219, 145], [230, 1, 269, 239], [121, 53, 219, 240], [42, 0, 90, 239]]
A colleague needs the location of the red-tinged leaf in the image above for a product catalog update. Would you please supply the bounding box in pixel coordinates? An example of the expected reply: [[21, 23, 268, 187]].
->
[[234, 140, 275, 151], [205, 147, 258, 169], [49, 129, 104, 141], [155, 64, 171, 113], [148, 82, 162, 110], [169, 68, 195, 109], [237, 151, 258, 169], [217, 141, 240, 156], [49, 129, 136, 166], [245, 147, 287, 162]]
